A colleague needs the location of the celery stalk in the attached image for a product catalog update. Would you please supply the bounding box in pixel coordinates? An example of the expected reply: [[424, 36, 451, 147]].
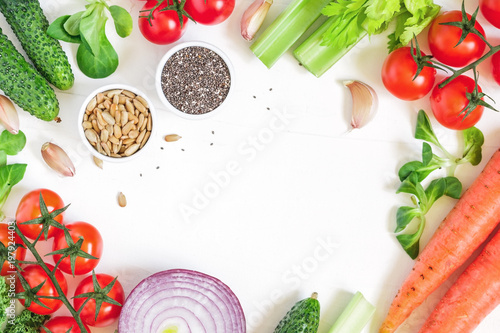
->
[[250, 0, 331, 68], [293, 16, 366, 77], [328, 291, 375, 333]]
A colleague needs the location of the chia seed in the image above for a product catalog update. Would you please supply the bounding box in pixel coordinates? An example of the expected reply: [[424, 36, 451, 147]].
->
[[161, 46, 231, 115]]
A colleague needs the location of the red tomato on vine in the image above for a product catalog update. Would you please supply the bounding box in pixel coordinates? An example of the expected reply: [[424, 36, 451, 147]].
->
[[16, 263, 68, 315], [428, 10, 486, 67], [480, 0, 500, 29], [430, 75, 484, 130], [184, 0, 235, 25], [381, 46, 436, 101], [139, 0, 191, 45], [16, 189, 65, 240], [51, 221, 103, 276], [41, 316, 90, 333]]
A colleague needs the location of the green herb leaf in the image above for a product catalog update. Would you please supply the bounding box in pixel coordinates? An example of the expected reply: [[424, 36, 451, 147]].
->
[[0, 164, 27, 215], [321, 0, 367, 49], [396, 225, 423, 260], [443, 176, 462, 199], [363, 0, 401, 35], [396, 173, 425, 201], [63, 11, 86, 36], [76, 33, 119, 78], [424, 177, 447, 210], [48, 15, 82, 44], [79, 4, 106, 57], [398, 160, 440, 182], [422, 142, 433, 165], [415, 110, 440, 146], [0, 151, 6, 167], [395, 206, 421, 233], [462, 126, 484, 165], [0, 130, 26, 155], [109, 5, 133, 38]]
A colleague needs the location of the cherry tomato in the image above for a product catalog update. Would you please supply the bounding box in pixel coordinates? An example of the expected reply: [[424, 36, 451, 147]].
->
[[139, 0, 189, 45], [428, 11, 486, 67], [184, 0, 234, 25], [480, 0, 500, 29], [430, 75, 484, 130], [51, 221, 103, 276], [16, 263, 68, 315], [41, 316, 90, 333], [381, 46, 436, 101], [73, 274, 125, 327], [0, 221, 26, 276], [492, 51, 500, 85], [16, 189, 65, 240]]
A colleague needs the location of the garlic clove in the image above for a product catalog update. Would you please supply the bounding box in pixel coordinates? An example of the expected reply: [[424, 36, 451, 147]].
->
[[343, 80, 378, 130], [41, 142, 76, 177], [241, 0, 273, 41], [0, 95, 19, 134]]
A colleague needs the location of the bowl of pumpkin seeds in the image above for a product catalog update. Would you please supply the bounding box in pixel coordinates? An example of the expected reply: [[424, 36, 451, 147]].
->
[[78, 84, 156, 162]]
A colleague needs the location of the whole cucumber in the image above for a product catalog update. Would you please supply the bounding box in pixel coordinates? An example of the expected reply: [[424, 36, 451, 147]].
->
[[274, 292, 320, 333], [0, 0, 74, 90], [0, 28, 59, 121]]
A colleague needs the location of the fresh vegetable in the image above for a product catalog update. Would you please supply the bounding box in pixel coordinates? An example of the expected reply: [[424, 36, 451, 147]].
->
[[41, 316, 91, 333], [138, 0, 192, 45], [381, 46, 436, 101], [51, 221, 102, 276], [250, 0, 331, 68], [47, 0, 133, 79], [0, 0, 74, 90], [293, 15, 367, 78], [418, 229, 500, 333], [395, 110, 483, 259], [16, 263, 68, 315], [327, 291, 375, 333], [0, 95, 19, 135], [274, 292, 320, 333], [492, 50, 500, 85], [380, 143, 500, 332], [241, 0, 273, 41], [73, 273, 124, 327], [0, 130, 26, 221], [427, 9, 486, 67], [184, 0, 234, 25], [480, 0, 500, 29], [2, 309, 50, 333], [41, 142, 76, 177], [293, 0, 440, 77], [430, 75, 484, 130], [16, 189, 66, 240], [343, 80, 378, 129], [0, 220, 26, 276], [0, 29, 59, 121], [118, 269, 246, 332]]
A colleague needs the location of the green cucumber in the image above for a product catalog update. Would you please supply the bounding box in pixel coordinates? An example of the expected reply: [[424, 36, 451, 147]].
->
[[0, 28, 59, 121], [0, 0, 74, 90], [274, 292, 320, 333]]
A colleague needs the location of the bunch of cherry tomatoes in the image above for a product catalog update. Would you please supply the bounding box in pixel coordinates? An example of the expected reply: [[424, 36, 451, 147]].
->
[[1, 189, 123, 332], [381, 0, 500, 131], [138, 0, 235, 45]]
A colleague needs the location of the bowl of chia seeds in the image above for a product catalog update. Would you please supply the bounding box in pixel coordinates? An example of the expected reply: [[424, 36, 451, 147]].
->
[[156, 41, 233, 119]]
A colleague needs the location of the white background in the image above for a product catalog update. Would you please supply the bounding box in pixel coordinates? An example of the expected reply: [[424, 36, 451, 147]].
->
[[2, 0, 500, 332]]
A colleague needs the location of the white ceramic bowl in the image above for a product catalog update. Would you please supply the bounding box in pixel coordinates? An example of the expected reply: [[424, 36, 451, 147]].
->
[[155, 41, 234, 120], [78, 84, 156, 163]]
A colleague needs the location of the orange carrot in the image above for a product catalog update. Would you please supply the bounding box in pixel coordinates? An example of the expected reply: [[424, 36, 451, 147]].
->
[[379, 147, 500, 333], [418, 229, 500, 333]]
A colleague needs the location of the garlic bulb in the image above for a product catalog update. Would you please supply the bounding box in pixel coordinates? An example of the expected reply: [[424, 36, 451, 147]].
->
[[343, 80, 378, 129]]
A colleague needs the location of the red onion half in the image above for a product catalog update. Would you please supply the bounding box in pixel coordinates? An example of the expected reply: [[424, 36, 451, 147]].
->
[[118, 269, 246, 333]]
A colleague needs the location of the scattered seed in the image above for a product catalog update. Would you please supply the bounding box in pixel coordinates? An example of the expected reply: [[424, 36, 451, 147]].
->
[[93, 156, 103, 169], [118, 192, 127, 207], [164, 134, 182, 142]]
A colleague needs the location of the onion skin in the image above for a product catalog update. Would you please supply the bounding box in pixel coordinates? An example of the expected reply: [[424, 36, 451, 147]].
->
[[118, 269, 246, 333]]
